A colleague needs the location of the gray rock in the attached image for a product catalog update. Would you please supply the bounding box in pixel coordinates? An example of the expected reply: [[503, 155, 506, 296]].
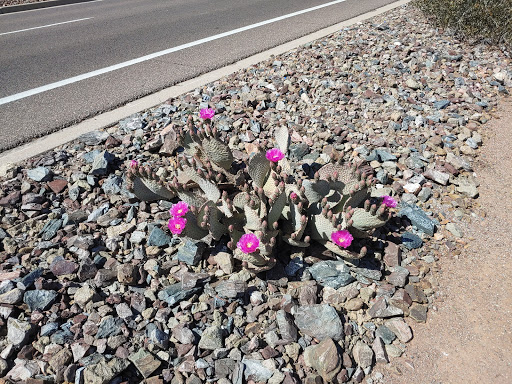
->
[[401, 232, 423, 249], [148, 226, 172, 247], [82, 357, 130, 384], [352, 341, 374, 369], [41, 322, 59, 337], [90, 151, 115, 176], [433, 99, 450, 109], [215, 280, 247, 298], [96, 316, 123, 338], [198, 324, 224, 350], [375, 325, 396, 345], [177, 240, 206, 265], [368, 296, 403, 318], [24, 290, 58, 311], [146, 323, 169, 349], [102, 175, 123, 195], [294, 304, 344, 341], [387, 266, 410, 287], [243, 359, 274, 382], [19, 268, 43, 289], [0, 288, 23, 305], [158, 283, 201, 306], [309, 260, 355, 289], [39, 219, 63, 241], [7, 318, 34, 347], [289, 143, 309, 160], [87, 203, 110, 222], [397, 203, 436, 235], [276, 310, 298, 343], [446, 222, 463, 238], [27, 166, 52, 182], [128, 349, 161, 378], [78, 131, 109, 145]]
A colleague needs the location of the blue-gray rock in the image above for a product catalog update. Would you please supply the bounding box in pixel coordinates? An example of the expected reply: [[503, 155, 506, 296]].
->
[[309, 260, 355, 289], [177, 240, 206, 265], [366, 149, 396, 162], [68, 186, 80, 201], [285, 257, 304, 276], [119, 115, 146, 132], [18, 268, 43, 289], [243, 359, 273, 382], [158, 283, 201, 306], [39, 219, 63, 241], [293, 304, 344, 341], [146, 323, 169, 349], [433, 100, 451, 110], [148, 227, 172, 247], [24, 290, 58, 311], [375, 325, 396, 345], [7, 318, 34, 348], [78, 131, 109, 145], [27, 166, 52, 182], [0, 228, 6, 240], [289, 143, 309, 160], [90, 151, 116, 176], [40, 322, 59, 337], [401, 232, 423, 249], [82, 149, 102, 163], [249, 120, 261, 133], [51, 323, 74, 344], [96, 316, 123, 338], [376, 169, 388, 184], [397, 203, 436, 235], [352, 259, 382, 283], [102, 175, 123, 195], [87, 203, 110, 222]]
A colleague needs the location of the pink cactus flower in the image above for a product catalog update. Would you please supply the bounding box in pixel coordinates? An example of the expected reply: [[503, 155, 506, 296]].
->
[[199, 108, 215, 120], [266, 148, 285, 162], [237, 233, 260, 254], [169, 201, 189, 217], [129, 160, 138, 168], [331, 230, 353, 248], [290, 192, 298, 200], [168, 217, 187, 235], [382, 195, 398, 208]]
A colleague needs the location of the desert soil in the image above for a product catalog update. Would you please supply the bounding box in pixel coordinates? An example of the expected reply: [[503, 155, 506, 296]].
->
[[380, 98, 512, 384]]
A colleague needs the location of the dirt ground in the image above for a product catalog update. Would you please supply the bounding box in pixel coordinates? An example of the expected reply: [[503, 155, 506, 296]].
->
[[380, 98, 512, 384]]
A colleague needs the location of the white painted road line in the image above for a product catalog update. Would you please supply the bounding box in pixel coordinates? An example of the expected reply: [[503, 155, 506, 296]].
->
[[0, 0, 349, 106], [0, 17, 92, 36]]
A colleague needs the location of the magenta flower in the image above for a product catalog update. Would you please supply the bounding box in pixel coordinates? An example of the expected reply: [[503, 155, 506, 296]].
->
[[290, 192, 298, 200], [266, 148, 285, 162], [331, 230, 353, 248], [199, 108, 215, 120], [129, 160, 138, 168], [169, 201, 189, 217], [382, 195, 398, 208], [237, 233, 260, 254], [168, 217, 187, 235]]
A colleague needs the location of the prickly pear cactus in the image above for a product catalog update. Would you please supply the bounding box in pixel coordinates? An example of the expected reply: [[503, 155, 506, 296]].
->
[[124, 109, 395, 273]]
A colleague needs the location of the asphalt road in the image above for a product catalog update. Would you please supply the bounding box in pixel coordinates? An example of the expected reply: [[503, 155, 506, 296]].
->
[[0, 0, 397, 152]]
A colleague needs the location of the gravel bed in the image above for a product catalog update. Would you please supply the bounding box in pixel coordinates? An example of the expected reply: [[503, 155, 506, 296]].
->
[[0, 4, 510, 384]]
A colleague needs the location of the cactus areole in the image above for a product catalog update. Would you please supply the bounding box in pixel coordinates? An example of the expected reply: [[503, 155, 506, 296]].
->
[[125, 111, 394, 273]]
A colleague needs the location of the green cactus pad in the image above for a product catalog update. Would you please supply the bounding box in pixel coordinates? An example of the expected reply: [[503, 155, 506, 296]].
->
[[349, 208, 387, 232], [321, 240, 365, 259], [131, 176, 175, 202], [248, 152, 271, 188], [274, 126, 290, 154], [201, 137, 233, 170]]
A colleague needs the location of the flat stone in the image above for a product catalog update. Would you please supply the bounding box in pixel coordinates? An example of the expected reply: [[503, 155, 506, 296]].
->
[[214, 252, 234, 274], [368, 296, 403, 318], [383, 241, 401, 267], [50, 257, 78, 276], [409, 303, 428, 323], [24, 290, 58, 311], [90, 151, 116, 176], [198, 325, 224, 350], [243, 359, 274, 382], [385, 318, 413, 343], [276, 309, 298, 343], [0, 288, 23, 305], [27, 166, 52, 182], [158, 283, 201, 306], [148, 226, 172, 247], [7, 318, 34, 347], [397, 203, 436, 235], [82, 357, 130, 384], [39, 218, 63, 241], [446, 222, 463, 238], [352, 340, 374, 369], [386, 266, 410, 287], [177, 240, 206, 265], [401, 232, 423, 250], [48, 179, 68, 194], [129, 349, 161, 378], [423, 169, 450, 185], [96, 316, 123, 338], [294, 304, 344, 341], [303, 338, 342, 382], [79, 131, 110, 145], [405, 284, 427, 303], [309, 260, 355, 289], [372, 337, 389, 364], [74, 285, 96, 305], [375, 325, 396, 345], [215, 280, 247, 298]]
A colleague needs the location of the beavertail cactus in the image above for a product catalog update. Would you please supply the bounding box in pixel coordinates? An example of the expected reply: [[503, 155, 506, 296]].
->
[[124, 108, 395, 272]]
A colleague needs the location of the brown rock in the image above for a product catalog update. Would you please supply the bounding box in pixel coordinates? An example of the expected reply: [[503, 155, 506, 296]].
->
[[384, 241, 401, 267], [303, 338, 342, 382], [48, 179, 68, 194]]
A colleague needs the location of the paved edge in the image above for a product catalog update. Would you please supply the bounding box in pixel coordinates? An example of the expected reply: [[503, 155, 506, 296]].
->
[[0, 0, 97, 14], [0, 0, 411, 172]]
